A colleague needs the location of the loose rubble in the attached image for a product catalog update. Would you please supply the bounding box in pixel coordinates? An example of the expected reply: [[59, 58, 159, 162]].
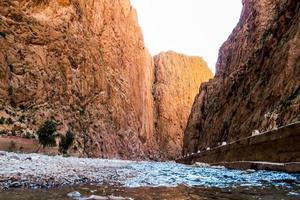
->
[[0, 151, 133, 190]]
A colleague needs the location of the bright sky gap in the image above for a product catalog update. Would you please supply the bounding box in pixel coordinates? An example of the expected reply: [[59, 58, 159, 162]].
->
[[131, 0, 243, 73]]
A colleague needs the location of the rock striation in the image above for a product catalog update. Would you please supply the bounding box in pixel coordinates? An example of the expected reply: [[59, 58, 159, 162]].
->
[[0, 0, 212, 159], [183, 0, 300, 155], [153, 52, 212, 159]]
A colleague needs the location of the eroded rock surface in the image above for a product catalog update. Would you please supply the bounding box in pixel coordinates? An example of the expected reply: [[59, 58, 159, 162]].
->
[[0, 0, 158, 159], [153, 52, 212, 159], [183, 0, 300, 155], [0, 1, 212, 159]]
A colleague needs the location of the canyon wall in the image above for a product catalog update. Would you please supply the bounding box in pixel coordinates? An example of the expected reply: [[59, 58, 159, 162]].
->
[[153, 52, 212, 159], [183, 0, 300, 155], [0, 0, 158, 159], [0, 0, 212, 159]]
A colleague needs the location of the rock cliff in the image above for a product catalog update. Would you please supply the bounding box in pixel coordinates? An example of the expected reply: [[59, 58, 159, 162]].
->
[[0, 0, 158, 159], [153, 52, 212, 159], [0, 0, 212, 159], [183, 0, 300, 155]]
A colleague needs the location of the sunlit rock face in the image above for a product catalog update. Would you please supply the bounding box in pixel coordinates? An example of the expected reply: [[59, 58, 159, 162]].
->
[[153, 52, 213, 159], [183, 0, 300, 155], [0, 0, 158, 159], [0, 0, 212, 160]]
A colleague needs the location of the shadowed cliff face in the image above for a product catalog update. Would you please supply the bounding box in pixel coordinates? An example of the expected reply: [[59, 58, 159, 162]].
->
[[0, 0, 158, 159], [153, 52, 212, 159], [183, 0, 300, 155]]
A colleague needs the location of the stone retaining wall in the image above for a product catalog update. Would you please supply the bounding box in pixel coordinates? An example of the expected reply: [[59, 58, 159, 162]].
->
[[177, 122, 300, 165]]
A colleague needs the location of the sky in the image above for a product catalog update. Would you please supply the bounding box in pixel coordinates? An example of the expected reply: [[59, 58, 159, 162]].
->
[[130, 0, 243, 73]]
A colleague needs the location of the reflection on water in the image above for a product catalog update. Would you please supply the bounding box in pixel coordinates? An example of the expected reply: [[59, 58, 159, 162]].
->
[[0, 161, 300, 199], [1, 184, 300, 200]]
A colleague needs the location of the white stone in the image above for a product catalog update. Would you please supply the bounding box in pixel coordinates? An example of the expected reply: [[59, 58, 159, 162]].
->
[[251, 130, 260, 136], [67, 191, 81, 198], [193, 162, 210, 167]]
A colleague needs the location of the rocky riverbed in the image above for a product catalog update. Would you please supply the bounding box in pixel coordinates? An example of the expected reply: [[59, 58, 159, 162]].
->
[[0, 151, 135, 190], [1, 151, 300, 199]]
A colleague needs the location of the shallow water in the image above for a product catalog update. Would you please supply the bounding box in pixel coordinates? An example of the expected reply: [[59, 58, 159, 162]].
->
[[1, 159, 300, 199], [1, 184, 300, 200]]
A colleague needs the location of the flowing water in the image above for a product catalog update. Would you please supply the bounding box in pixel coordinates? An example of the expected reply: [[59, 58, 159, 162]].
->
[[0, 157, 300, 199]]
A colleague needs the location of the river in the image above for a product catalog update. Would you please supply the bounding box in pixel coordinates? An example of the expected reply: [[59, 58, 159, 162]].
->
[[0, 152, 299, 199]]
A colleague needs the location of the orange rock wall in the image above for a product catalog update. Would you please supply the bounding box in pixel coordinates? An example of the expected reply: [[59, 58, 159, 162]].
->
[[153, 52, 212, 159], [183, 0, 300, 155], [0, 0, 213, 159], [0, 0, 158, 159]]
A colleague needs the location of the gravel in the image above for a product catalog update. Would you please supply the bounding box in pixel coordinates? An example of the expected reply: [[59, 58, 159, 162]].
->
[[0, 151, 134, 190]]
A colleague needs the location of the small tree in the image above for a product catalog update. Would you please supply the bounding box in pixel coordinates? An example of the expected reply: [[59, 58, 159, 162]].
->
[[59, 128, 75, 154], [37, 120, 57, 149]]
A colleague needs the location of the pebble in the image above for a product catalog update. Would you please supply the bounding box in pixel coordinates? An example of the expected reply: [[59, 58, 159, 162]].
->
[[85, 195, 109, 200], [108, 196, 131, 200], [287, 192, 299, 196], [66, 193, 133, 200], [67, 191, 81, 198], [9, 182, 22, 188], [25, 157, 32, 161], [9, 155, 20, 160]]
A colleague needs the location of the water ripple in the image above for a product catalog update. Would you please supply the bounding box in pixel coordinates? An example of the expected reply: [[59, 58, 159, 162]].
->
[[111, 161, 300, 188]]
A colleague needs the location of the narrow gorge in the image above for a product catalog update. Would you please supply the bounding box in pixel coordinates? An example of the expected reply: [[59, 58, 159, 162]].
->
[[0, 0, 212, 160], [0, 0, 300, 198]]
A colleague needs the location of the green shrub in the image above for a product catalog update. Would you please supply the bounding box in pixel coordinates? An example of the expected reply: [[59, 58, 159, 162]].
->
[[282, 100, 292, 110], [24, 132, 33, 139], [19, 115, 26, 123], [37, 120, 57, 148], [63, 153, 71, 158], [6, 118, 13, 125], [11, 130, 16, 136], [0, 32, 6, 38], [0, 130, 7, 135], [0, 117, 5, 125], [59, 128, 75, 154]]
